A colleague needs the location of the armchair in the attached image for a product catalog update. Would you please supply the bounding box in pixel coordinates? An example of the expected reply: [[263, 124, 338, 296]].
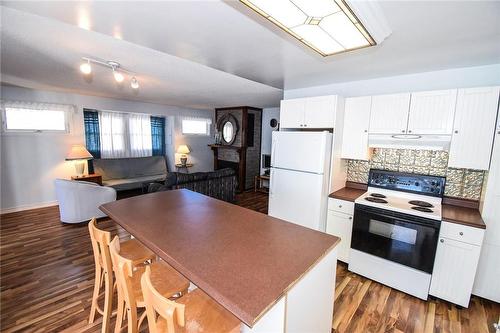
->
[[54, 179, 116, 224]]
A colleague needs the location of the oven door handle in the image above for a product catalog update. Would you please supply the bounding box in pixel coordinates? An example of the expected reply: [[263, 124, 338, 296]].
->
[[354, 205, 441, 230]]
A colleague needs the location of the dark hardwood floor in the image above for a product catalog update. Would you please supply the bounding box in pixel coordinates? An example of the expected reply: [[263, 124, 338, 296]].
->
[[1, 190, 498, 332]]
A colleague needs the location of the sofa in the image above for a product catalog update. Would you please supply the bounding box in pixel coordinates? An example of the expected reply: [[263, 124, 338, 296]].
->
[[93, 156, 167, 191], [54, 179, 116, 223], [148, 168, 237, 202]]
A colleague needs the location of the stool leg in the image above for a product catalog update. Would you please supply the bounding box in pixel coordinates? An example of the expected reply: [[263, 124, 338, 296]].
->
[[101, 271, 113, 333], [114, 292, 125, 333], [127, 306, 138, 333], [89, 266, 102, 324]]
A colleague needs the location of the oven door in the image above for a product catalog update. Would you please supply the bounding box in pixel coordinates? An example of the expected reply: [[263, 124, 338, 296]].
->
[[351, 204, 440, 273]]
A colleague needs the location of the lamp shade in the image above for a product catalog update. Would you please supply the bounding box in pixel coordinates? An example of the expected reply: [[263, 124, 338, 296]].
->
[[65, 145, 93, 161], [177, 145, 191, 154]]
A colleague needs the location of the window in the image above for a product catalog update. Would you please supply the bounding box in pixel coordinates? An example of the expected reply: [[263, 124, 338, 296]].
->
[[2, 101, 71, 132], [83, 109, 166, 159], [182, 117, 212, 135]]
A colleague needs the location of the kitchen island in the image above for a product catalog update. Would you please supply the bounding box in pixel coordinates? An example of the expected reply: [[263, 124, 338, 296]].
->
[[100, 189, 340, 332]]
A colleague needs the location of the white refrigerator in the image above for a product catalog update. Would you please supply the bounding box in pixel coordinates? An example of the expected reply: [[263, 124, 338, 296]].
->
[[268, 131, 332, 231]]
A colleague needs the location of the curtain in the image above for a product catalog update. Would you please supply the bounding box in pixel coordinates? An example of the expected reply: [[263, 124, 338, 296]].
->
[[83, 109, 101, 159], [99, 111, 127, 158], [128, 113, 152, 157], [98, 111, 153, 158], [151, 116, 165, 156]]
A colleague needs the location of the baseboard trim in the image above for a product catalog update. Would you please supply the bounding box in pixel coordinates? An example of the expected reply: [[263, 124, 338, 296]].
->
[[1, 201, 58, 215]]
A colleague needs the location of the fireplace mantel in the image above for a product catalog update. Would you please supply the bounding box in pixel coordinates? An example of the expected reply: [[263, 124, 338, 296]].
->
[[208, 144, 244, 151], [209, 144, 247, 193]]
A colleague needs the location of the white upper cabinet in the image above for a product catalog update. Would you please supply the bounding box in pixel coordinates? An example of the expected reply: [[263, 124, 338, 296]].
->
[[341, 96, 371, 160], [407, 89, 457, 135], [280, 96, 336, 129], [448, 87, 500, 170], [304, 96, 336, 128], [369, 93, 411, 134], [280, 99, 305, 129]]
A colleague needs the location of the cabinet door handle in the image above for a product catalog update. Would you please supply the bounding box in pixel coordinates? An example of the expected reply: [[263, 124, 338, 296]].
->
[[339, 205, 342, 208], [304, 124, 307, 127], [408, 130, 412, 133], [440, 239, 444, 243], [348, 216, 353, 220], [402, 129, 406, 133], [454, 130, 459, 134], [300, 124, 303, 127], [459, 232, 464, 236], [364, 129, 368, 133]]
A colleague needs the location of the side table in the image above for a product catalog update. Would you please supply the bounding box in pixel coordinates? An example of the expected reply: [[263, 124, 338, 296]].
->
[[175, 163, 193, 173], [254, 175, 270, 193], [71, 173, 103, 186]]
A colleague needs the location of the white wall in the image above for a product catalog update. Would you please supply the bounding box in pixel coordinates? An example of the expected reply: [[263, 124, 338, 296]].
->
[[284, 64, 500, 99], [260, 107, 280, 174], [0, 85, 214, 212]]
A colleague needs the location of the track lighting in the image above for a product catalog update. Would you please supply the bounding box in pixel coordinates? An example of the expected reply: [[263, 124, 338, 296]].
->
[[131, 77, 139, 89], [79, 57, 140, 91], [79, 59, 92, 74]]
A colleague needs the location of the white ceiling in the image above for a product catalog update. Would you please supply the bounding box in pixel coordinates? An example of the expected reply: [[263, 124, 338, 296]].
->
[[1, 1, 499, 109]]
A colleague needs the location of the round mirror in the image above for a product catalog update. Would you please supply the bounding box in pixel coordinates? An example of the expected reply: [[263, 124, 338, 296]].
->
[[222, 121, 234, 143]]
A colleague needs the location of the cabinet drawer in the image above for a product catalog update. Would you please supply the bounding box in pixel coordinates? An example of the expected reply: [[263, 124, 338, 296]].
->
[[328, 198, 354, 215], [439, 222, 485, 246]]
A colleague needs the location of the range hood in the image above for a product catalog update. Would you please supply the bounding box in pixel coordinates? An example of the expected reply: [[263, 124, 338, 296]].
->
[[368, 134, 451, 151]]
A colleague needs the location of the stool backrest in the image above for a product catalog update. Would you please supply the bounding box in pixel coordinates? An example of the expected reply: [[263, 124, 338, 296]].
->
[[141, 265, 186, 333], [109, 236, 138, 314], [88, 218, 113, 276]]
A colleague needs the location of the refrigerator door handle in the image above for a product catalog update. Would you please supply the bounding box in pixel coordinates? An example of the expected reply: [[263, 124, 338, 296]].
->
[[269, 168, 275, 197], [271, 135, 277, 167]]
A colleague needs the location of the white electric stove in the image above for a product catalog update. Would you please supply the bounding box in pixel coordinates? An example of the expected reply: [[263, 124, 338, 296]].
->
[[349, 169, 447, 300]]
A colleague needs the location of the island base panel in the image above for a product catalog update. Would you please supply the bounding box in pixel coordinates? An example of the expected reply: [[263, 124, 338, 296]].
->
[[242, 248, 337, 332]]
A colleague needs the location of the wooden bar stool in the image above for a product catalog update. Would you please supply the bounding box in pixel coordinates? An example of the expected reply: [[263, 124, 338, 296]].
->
[[141, 265, 240, 333], [109, 236, 190, 333], [88, 218, 156, 333]]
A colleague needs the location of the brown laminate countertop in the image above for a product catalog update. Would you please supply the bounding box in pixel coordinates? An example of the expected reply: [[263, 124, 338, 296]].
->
[[328, 187, 366, 202], [441, 204, 486, 229], [329, 187, 485, 229], [100, 189, 340, 327]]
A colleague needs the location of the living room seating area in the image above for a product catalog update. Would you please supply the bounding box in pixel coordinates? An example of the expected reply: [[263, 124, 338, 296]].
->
[[148, 168, 237, 203], [93, 156, 168, 192]]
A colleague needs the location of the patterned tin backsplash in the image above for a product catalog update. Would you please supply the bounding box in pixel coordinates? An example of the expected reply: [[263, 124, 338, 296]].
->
[[346, 148, 485, 200]]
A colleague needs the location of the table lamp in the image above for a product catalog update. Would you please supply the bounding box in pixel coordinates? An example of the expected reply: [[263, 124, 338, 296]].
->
[[177, 145, 191, 167], [66, 144, 93, 177]]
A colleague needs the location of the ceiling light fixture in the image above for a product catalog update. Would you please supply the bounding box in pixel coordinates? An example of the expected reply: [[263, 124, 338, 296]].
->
[[130, 77, 139, 89], [240, 0, 386, 56], [79, 57, 140, 90], [79, 59, 92, 74], [108, 61, 125, 83]]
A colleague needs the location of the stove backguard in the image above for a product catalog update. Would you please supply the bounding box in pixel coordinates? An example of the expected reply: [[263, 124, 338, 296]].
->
[[368, 169, 446, 197]]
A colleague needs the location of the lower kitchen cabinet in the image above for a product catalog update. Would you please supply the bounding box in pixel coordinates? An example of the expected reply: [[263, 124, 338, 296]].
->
[[430, 222, 484, 307], [326, 198, 354, 263]]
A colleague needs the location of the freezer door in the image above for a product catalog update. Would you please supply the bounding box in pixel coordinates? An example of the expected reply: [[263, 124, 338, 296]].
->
[[268, 168, 325, 231], [271, 131, 332, 174]]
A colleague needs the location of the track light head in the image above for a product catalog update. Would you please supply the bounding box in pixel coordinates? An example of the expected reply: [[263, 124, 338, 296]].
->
[[80, 59, 92, 74], [131, 77, 139, 89], [113, 70, 124, 83]]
